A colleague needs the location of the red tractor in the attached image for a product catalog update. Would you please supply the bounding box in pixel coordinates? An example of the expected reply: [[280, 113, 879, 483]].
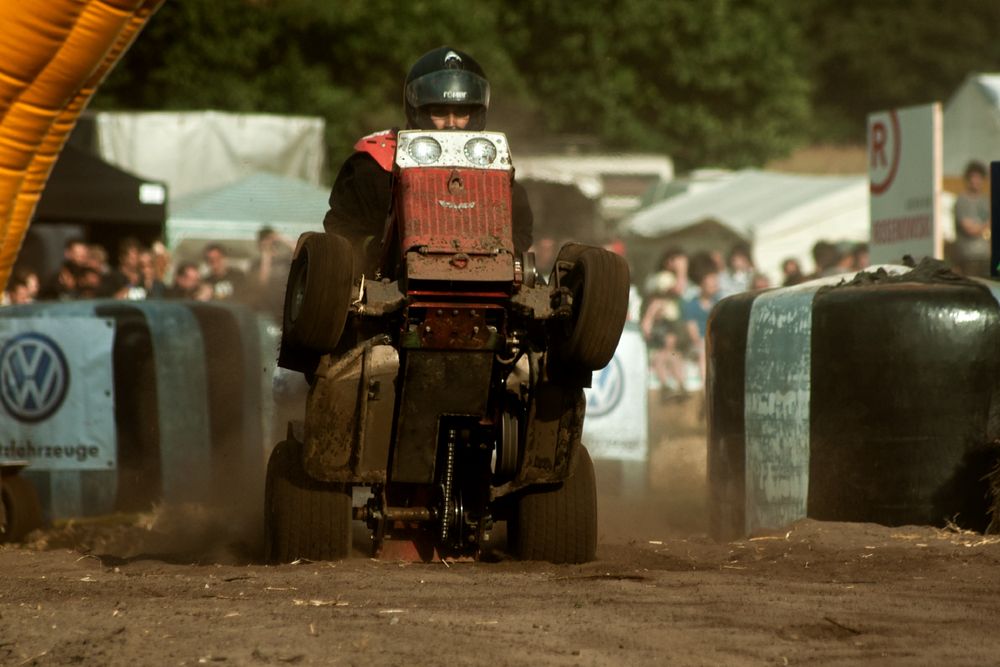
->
[[267, 130, 629, 563]]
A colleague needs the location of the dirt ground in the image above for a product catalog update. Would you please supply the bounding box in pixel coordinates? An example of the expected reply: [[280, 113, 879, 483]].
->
[[3, 397, 1000, 666]]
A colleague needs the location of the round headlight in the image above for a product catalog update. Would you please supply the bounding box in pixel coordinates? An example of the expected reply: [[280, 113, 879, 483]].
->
[[407, 136, 442, 165], [464, 138, 497, 166]]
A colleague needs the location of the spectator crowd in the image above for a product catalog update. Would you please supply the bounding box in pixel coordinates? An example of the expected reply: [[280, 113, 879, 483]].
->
[[636, 239, 870, 402], [1, 227, 295, 320]]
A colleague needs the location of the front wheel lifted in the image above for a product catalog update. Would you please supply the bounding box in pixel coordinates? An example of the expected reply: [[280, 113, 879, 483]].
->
[[265, 439, 352, 563], [510, 446, 597, 564], [555, 246, 630, 371], [282, 232, 354, 352]]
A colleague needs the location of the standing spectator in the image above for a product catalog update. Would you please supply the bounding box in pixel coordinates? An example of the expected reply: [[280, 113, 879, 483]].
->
[[203, 243, 245, 301], [75, 267, 105, 299], [640, 270, 691, 401], [39, 263, 79, 300], [87, 243, 110, 275], [953, 160, 991, 277], [11, 267, 40, 301], [750, 273, 771, 290], [851, 243, 870, 271], [645, 247, 695, 301], [2, 268, 38, 305], [138, 249, 167, 298], [39, 238, 88, 299], [683, 254, 721, 390], [807, 240, 843, 280], [166, 261, 208, 300], [718, 242, 754, 298], [781, 258, 805, 286], [64, 238, 90, 268], [151, 240, 172, 284], [106, 237, 147, 299], [247, 226, 294, 318]]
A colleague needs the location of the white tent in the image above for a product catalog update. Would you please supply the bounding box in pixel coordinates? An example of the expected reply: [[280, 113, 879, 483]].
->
[[94, 110, 327, 199], [515, 153, 674, 221], [167, 171, 328, 264], [621, 170, 870, 282], [943, 73, 1000, 178]]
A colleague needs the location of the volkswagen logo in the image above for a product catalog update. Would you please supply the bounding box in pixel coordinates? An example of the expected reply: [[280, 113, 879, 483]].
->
[[585, 355, 624, 418], [0, 332, 71, 423]]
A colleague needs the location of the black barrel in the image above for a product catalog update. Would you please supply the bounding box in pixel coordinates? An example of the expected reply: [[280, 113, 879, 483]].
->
[[809, 280, 1000, 531], [707, 264, 1000, 539]]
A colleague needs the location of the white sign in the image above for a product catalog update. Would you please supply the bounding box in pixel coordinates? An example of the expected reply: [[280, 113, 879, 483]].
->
[[867, 103, 943, 264], [583, 325, 648, 462], [0, 318, 116, 470]]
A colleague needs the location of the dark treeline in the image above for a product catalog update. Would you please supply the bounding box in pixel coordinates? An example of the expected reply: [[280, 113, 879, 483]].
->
[[94, 0, 1000, 172]]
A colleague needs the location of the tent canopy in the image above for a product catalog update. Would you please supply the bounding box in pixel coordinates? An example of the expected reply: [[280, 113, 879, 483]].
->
[[621, 170, 870, 282], [34, 143, 167, 228], [943, 73, 1000, 178], [167, 171, 328, 262], [94, 110, 327, 200]]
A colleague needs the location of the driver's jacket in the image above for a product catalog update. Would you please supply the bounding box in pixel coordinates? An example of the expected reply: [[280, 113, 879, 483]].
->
[[323, 129, 534, 255]]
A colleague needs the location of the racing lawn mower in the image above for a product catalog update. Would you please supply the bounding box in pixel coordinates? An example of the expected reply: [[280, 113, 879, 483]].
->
[[266, 130, 629, 563]]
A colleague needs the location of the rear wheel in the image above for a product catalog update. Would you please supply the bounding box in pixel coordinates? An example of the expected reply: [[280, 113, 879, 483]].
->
[[282, 232, 354, 352], [1, 475, 43, 543], [511, 446, 597, 564], [556, 247, 630, 370], [265, 439, 352, 563]]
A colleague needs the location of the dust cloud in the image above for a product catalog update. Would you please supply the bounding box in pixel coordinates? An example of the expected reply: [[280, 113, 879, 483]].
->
[[595, 394, 708, 544]]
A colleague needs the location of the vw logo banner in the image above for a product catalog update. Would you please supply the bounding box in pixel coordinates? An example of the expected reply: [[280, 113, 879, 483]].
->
[[583, 324, 649, 463], [0, 317, 116, 470]]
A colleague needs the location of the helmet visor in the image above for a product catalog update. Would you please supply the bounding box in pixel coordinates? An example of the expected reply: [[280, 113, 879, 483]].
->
[[405, 70, 490, 110]]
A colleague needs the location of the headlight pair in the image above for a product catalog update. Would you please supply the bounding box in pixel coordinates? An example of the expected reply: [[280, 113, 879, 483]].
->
[[406, 136, 498, 167]]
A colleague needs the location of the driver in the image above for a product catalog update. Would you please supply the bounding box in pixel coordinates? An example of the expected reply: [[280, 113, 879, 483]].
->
[[322, 46, 533, 269]]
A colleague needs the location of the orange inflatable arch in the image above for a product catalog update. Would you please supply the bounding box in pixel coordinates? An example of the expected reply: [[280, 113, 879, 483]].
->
[[0, 0, 163, 291]]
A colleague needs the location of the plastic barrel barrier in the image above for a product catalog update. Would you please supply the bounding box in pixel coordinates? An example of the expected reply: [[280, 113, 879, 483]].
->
[[708, 261, 1000, 540], [0, 300, 271, 521]]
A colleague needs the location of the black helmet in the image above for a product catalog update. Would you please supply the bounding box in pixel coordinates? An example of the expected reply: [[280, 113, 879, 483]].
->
[[404, 47, 490, 131]]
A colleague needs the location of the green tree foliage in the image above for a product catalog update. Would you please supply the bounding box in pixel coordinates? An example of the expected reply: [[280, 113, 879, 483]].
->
[[94, 0, 1000, 173], [794, 0, 1000, 143], [96, 0, 527, 166], [501, 0, 809, 169]]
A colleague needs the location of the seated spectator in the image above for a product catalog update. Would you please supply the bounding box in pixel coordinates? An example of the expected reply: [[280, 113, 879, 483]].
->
[[203, 243, 245, 301], [640, 270, 691, 401]]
